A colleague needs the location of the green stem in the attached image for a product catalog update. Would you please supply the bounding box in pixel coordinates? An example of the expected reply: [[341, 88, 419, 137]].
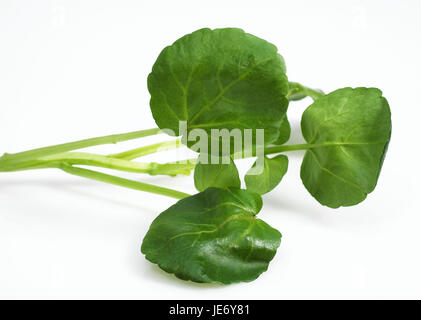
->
[[264, 143, 312, 154], [0, 151, 194, 176], [110, 139, 182, 160], [43, 152, 193, 176], [3, 128, 160, 162], [59, 164, 190, 200], [287, 82, 325, 101], [161, 143, 313, 170], [0, 159, 60, 172]]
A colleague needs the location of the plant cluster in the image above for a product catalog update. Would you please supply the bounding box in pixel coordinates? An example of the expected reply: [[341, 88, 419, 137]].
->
[[0, 28, 392, 284]]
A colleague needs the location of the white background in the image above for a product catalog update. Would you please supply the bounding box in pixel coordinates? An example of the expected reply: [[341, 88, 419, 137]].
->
[[0, 0, 420, 299]]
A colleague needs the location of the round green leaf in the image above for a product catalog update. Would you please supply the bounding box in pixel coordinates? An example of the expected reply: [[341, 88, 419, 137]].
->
[[300, 87, 392, 208], [245, 155, 289, 195], [141, 188, 281, 284], [148, 28, 289, 151], [194, 156, 240, 192]]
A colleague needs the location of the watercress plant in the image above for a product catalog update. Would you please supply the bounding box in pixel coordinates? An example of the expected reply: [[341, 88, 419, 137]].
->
[[0, 28, 392, 284]]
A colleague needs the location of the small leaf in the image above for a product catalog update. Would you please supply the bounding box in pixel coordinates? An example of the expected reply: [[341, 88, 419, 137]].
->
[[194, 155, 240, 192], [300, 87, 392, 208], [141, 188, 282, 284], [245, 155, 289, 195], [148, 28, 289, 153]]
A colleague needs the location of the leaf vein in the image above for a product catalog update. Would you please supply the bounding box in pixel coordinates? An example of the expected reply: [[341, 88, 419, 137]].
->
[[309, 109, 353, 143], [189, 57, 276, 124], [308, 149, 366, 194]]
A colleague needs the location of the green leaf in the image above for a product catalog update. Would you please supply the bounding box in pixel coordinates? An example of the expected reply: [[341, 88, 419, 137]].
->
[[245, 155, 289, 195], [148, 28, 289, 152], [300, 87, 391, 208], [194, 155, 241, 192], [141, 188, 282, 284]]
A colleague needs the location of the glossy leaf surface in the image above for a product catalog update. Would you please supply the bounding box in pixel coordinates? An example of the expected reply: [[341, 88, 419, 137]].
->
[[141, 188, 281, 284]]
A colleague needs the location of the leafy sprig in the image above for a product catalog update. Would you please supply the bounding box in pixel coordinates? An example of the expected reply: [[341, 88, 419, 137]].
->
[[0, 27, 392, 284]]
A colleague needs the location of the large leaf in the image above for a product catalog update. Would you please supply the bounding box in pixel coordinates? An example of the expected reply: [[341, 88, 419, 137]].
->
[[141, 188, 281, 284], [300, 87, 391, 208], [148, 28, 289, 152], [245, 155, 289, 195], [194, 155, 240, 192]]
